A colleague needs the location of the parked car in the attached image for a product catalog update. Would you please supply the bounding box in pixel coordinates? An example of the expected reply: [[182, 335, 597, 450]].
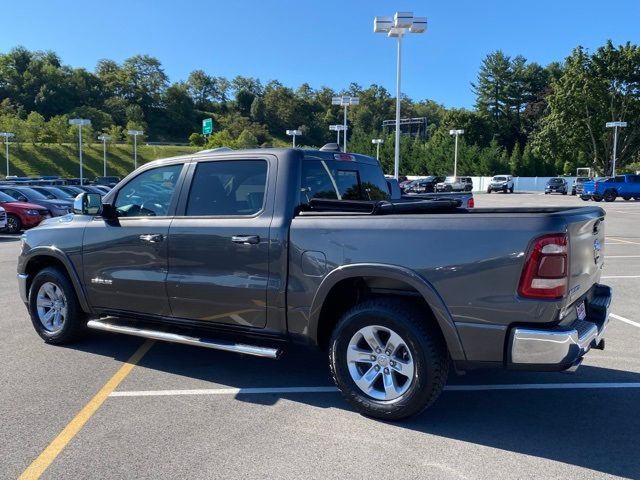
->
[[399, 179, 418, 193], [581, 174, 640, 202], [28, 186, 76, 201], [77, 185, 107, 195], [545, 178, 568, 195], [572, 177, 592, 196], [487, 175, 514, 193], [435, 176, 473, 192], [57, 186, 86, 198], [19, 148, 611, 420], [0, 186, 73, 216], [92, 185, 112, 194], [94, 176, 121, 187], [0, 206, 6, 230], [405, 176, 446, 194], [0, 191, 49, 233]]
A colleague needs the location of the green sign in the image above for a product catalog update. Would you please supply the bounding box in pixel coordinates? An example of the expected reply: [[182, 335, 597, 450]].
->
[[202, 118, 213, 135]]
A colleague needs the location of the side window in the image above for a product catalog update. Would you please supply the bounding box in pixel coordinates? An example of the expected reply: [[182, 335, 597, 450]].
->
[[614, 176, 625, 183], [114, 164, 182, 217], [185, 160, 267, 216]]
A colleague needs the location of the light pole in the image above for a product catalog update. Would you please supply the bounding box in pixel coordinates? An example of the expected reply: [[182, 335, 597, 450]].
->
[[331, 96, 359, 152], [127, 130, 144, 170], [286, 129, 302, 148], [0, 132, 15, 177], [97, 134, 111, 177], [329, 124, 346, 148], [372, 138, 384, 161], [374, 12, 427, 179], [69, 119, 91, 185], [449, 129, 464, 177], [606, 121, 627, 176]]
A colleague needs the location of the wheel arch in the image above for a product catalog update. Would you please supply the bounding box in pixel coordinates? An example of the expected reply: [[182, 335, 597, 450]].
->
[[22, 247, 91, 313], [309, 264, 466, 361]]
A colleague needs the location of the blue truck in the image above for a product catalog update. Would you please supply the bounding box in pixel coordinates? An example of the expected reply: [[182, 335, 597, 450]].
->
[[581, 174, 640, 202]]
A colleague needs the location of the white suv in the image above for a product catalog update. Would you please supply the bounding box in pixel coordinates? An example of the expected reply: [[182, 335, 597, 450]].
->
[[487, 175, 514, 193], [436, 176, 473, 192]]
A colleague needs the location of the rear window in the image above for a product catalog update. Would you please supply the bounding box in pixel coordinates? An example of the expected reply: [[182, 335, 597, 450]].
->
[[300, 159, 390, 204]]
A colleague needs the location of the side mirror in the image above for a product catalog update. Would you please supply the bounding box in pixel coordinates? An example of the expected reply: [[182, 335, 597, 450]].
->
[[73, 192, 102, 215]]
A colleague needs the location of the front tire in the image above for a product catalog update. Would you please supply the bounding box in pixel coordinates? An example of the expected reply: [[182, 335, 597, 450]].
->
[[28, 267, 87, 344], [603, 190, 617, 202], [592, 195, 603, 202], [329, 298, 449, 421]]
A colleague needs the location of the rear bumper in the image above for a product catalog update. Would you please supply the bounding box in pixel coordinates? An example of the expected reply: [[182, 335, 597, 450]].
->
[[509, 284, 611, 370]]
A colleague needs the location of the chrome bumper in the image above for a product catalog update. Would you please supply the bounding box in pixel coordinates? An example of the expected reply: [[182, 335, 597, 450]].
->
[[17, 273, 29, 303], [510, 285, 611, 369]]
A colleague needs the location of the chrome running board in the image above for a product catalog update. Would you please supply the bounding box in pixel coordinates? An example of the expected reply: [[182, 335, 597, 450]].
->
[[87, 319, 282, 359]]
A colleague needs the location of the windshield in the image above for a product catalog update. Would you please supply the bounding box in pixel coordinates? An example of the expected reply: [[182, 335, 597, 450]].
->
[[549, 178, 564, 184], [31, 187, 58, 199], [47, 187, 74, 198], [15, 187, 48, 200], [0, 192, 17, 202], [300, 159, 390, 203], [493, 176, 507, 181]]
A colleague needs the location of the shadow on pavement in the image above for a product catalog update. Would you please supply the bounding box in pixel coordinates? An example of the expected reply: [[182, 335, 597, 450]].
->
[[62, 331, 640, 477]]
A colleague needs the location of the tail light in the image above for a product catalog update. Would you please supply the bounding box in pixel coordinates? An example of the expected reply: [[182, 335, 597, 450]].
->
[[518, 233, 568, 299], [467, 197, 474, 208]]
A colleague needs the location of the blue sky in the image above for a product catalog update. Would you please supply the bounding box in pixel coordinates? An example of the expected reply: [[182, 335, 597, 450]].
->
[[2, 0, 639, 108]]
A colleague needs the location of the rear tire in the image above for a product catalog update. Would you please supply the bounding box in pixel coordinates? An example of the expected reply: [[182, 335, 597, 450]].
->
[[603, 190, 617, 202], [329, 298, 449, 421], [623, 196, 631, 201], [592, 196, 603, 202], [5, 214, 22, 234], [28, 267, 87, 344], [509, 186, 514, 193], [487, 189, 491, 194]]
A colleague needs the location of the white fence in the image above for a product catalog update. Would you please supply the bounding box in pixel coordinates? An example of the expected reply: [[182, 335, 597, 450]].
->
[[406, 176, 578, 193]]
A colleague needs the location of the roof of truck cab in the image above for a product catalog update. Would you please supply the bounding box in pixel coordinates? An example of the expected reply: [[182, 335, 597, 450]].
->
[[140, 148, 381, 168]]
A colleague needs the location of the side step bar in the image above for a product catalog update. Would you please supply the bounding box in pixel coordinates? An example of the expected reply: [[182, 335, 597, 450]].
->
[[87, 319, 282, 359]]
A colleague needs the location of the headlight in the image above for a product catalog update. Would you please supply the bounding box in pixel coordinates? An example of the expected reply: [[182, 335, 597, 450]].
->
[[26, 209, 40, 216]]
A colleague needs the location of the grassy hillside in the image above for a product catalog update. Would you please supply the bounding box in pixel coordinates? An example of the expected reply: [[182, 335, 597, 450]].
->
[[3, 143, 200, 179]]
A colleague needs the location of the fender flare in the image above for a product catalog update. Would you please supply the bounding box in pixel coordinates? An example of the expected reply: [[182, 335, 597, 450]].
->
[[22, 246, 92, 313], [309, 263, 466, 361]]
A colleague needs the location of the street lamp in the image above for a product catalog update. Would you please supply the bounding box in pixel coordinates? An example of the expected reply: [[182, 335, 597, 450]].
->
[[0, 132, 15, 177], [97, 134, 111, 177], [374, 12, 427, 179], [127, 130, 144, 170], [329, 124, 346, 147], [606, 121, 627, 176], [286, 129, 302, 148], [372, 138, 384, 161], [331, 96, 359, 152], [69, 119, 91, 185], [449, 129, 464, 177]]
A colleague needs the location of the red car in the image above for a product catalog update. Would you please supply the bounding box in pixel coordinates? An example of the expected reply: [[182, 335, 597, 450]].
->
[[0, 191, 50, 234]]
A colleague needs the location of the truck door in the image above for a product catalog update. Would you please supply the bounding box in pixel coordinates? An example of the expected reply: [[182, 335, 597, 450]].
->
[[83, 163, 184, 316], [166, 157, 274, 328]]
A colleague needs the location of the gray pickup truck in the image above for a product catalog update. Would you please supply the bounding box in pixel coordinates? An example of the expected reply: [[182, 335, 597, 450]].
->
[[17, 148, 611, 420]]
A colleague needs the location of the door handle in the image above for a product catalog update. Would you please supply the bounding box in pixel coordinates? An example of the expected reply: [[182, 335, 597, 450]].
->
[[139, 233, 164, 243], [231, 235, 260, 245]]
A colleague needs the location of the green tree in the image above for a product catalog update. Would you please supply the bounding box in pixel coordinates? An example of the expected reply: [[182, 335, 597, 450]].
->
[[24, 111, 46, 144], [236, 129, 258, 148]]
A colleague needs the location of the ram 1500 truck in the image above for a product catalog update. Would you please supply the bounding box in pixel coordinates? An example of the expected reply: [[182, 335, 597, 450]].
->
[[581, 174, 640, 202], [18, 148, 611, 420]]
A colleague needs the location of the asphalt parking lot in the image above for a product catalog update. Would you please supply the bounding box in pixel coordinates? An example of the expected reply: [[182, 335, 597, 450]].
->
[[2, 193, 640, 480]]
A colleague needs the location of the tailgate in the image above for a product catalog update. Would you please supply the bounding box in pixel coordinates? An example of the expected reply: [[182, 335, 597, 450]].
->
[[565, 209, 606, 306]]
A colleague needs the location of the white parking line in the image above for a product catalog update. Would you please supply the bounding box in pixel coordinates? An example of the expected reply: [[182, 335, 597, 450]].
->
[[601, 276, 640, 279], [607, 238, 640, 245], [611, 313, 640, 329], [605, 255, 640, 258], [109, 382, 640, 398]]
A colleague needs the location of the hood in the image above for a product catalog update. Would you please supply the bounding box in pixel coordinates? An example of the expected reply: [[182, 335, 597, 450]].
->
[[0, 201, 49, 210]]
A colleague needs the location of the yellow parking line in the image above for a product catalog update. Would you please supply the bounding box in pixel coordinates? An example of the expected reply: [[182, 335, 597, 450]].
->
[[19, 339, 155, 480]]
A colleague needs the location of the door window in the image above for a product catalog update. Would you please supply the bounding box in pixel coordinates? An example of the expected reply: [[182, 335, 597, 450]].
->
[[185, 160, 267, 216], [114, 164, 182, 217]]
